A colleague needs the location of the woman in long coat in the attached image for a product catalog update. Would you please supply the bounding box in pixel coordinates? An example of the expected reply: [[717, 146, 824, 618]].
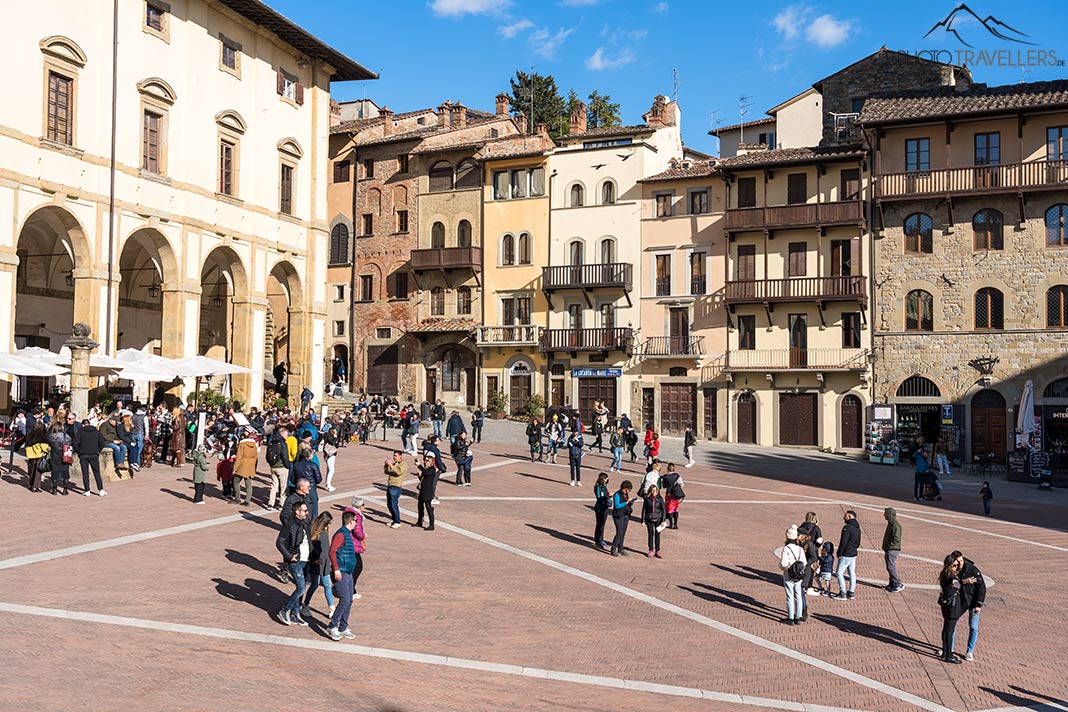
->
[[169, 407, 186, 467], [232, 429, 259, 506]]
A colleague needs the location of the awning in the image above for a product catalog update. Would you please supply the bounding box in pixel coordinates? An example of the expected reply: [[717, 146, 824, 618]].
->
[[173, 355, 256, 377], [0, 353, 69, 378]]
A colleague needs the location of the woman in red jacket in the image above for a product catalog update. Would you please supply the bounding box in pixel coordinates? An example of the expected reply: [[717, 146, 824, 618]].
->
[[647, 431, 660, 464]]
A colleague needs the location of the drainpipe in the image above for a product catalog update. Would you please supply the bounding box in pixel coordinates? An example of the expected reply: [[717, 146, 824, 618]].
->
[[105, 0, 119, 354], [348, 140, 359, 387], [478, 159, 486, 409]]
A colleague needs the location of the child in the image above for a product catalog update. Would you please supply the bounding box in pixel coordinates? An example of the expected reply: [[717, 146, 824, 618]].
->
[[980, 481, 993, 516], [816, 541, 835, 596], [217, 455, 235, 500]]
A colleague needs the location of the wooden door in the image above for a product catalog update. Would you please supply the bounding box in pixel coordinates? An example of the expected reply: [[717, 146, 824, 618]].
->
[[840, 168, 861, 201], [425, 369, 436, 403], [365, 344, 398, 395], [703, 387, 717, 439], [510, 375, 531, 416], [736, 245, 756, 281], [737, 393, 756, 444], [789, 314, 808, 368], [550, 379, 564, 407], [579, 378, 617, 423], [669, 308, 689, 353], [840, 394, 862, 449], [486, 375, 499, 403], [779, 393, 817, 446], [641, 387, 655, 430], [660, 384, 696, 436], [465, 367, 476, 407]]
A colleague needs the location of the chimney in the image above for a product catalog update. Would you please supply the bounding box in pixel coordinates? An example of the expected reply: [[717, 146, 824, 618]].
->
[[380, 107, 394, 136], [450, 103, 467, 128], [495, 92, 510, 116], [569, 100, 587, 134], [515, 110, 528, 134], [437, 101, 452, 128], [536, 122, 548, 136], [645, 95, 668, 127]]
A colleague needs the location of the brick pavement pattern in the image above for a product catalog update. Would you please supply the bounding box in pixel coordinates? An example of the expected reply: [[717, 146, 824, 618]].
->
[[0, 423, 1066, 712]]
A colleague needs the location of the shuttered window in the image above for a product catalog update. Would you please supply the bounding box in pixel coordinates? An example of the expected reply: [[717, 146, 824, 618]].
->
[[787, 242, 806, 277], [736, 244, 756, 280], [830, 239, 851, 276], [787, 173, 807, 205], [529, 167, 546, 196], [842, 312, 861, 348], [218, 139, 234, 195], [457, 286, 472, 315], [333, 161, 350, 183], [142, 111, 160, 173], [279, 164, 294, 215], [329, 224, 349, 265], [46, 71, 73, 145], [736, 177, 756, 208], [738, 315, 756, 350]]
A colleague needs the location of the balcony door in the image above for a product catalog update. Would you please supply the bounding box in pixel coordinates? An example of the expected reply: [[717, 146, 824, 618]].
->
[[600, 303, 615, 347], [974, 132, 1000, 188], [840, 168, 860, 201], [735, 244, 756, 299], [568, 304, 583, 348], [789, 314, 808, 368], [569, 240, 584, 285], [669, 307, 689, 354]]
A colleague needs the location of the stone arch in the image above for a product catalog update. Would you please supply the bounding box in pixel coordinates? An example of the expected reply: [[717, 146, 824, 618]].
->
[[893, 374, 944, 399], [835, 390, 868, 450], [214, 109, 247, 134], [366, 187, 382, 214], [116, 226, 179, 354], [39, 35, 88, 67], [266, 259, 307, 393], [393, 184, 408, 207], [277, 137, 303, 159], [136, 77, 177, 105]]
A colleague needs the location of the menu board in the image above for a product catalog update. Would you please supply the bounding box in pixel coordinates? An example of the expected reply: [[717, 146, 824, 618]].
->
[[1031, 451, 1050, 474], [1007, 451, 1028, 481]]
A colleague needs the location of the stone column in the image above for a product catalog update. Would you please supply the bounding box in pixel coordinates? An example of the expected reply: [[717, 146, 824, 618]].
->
[[65, 323, 98, 420]]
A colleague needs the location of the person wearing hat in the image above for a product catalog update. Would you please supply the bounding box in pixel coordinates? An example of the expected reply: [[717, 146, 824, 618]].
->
[[232, 427, 259, 507], [779, 524, 807, 625], [546, 415, 564, 464]]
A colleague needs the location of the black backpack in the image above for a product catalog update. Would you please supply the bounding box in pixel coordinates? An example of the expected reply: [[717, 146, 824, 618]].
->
[[265, 436, 284, 466], [787, 560, 807, 582]]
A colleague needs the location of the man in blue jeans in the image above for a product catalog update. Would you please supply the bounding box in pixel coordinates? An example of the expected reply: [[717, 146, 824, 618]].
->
[[98, 414, 128, 468], [384, 450, 407, 528], [833, 510, 861, 600], [950, 551, 986, 661], [275, 501, 311, 626], [327, 509, 361, 641]]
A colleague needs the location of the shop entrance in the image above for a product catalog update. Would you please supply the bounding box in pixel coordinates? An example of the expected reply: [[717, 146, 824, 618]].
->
[[737, 393, 756, 444], [896, 404, 941, 459], [971, 389, 1007, 463], [578, 377, 617, 423]]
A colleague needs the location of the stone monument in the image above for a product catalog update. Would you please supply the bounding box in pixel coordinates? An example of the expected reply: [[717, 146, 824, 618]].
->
[[64, 322, 98, 420]]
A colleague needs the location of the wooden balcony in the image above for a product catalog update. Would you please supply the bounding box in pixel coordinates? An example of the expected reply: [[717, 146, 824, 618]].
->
[[539, 327, 634, 354], [641, 335, 704, 357], [725, 276, 867, 305], [725, 200, 863, 233], [476, 325, 540, 347], [542, 263, 633, 291], [877, 160, 1068, 201], [410, 246, 481, 271], [726, 348, 869, 371]]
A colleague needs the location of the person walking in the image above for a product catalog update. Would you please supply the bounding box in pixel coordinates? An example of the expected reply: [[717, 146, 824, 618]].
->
[[591, 400, 606, 453], [322, 423, 340, 492], [593, 471, 611, 550], [326, 508, 364, 641], [642, 484, 666, 558], [264, 425, 291, 511], [232, 428, 259, 507], [610, 480, 636, 557], [625, 424, 639, 464], [834, 510, 860, 600], [937, 554, 965, 663], [292, 449, 322, 519], [547, 416, 564, 464], [46, 419, 71, 495], [526, 417, 543, 462], [471, 407, 484, 443], [950, 551, 985, 662], [934, 437, 950, 475], [416, 453, 439, 531], [647, 432, 661, 464], [73, 418, 107, 497], [913, 447, 930, 500], [169, 407, 186, 467], [683, 425, 697, 468], [301, 512, 336, 620], [609, 426, 624, 473], [191, 445, 208, 504], [660, 465, 685, 529], [384, 451, 407, 528], [276, 500, 312, 626], [300, 386, 314, 415], [25, 420, 50, 492], [779, 525, 807, 625], [445, 410, 466, 446], [882, 507, 904, 592], [431, 399, 446, 439], [979, 481, 993, 516], [567, 429, 585, 487]]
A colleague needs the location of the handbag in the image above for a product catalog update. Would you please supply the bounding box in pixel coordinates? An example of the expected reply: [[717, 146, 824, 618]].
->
[[62, 444, 74, 465], [37, 454, 52, 473]]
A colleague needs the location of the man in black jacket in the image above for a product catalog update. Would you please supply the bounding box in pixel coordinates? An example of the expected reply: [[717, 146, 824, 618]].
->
[[275, 500, 311, 626], [951, 550, 986, 661], [73, 419, 107, 497], [834, 510, 861, 600]]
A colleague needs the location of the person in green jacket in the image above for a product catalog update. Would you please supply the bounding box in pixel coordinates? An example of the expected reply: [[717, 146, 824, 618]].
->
[[192, 447, 209, 504], [882, 507, 903, 592]]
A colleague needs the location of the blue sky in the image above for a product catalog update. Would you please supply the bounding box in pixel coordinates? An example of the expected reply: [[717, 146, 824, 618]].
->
[[273, 0, 1068, 155]]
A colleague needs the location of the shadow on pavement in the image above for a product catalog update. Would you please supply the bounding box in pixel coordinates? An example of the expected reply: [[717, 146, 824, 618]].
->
[[978, 686, 1068, 711], [526, 523, 597, 550], [515, 471, 565, 486], [680, 582, 782, 622], [212, 576, 284, 615], [710, 563, 782, 586], [160, 487, 194, 502], [224, 548, 279, 577], [813, 612, 939, 656]]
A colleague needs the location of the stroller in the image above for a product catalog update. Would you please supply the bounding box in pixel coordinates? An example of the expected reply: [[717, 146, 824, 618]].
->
[[921, 471, 943, 500]]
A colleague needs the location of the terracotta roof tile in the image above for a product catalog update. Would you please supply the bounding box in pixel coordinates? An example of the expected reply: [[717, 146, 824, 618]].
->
[[407, 318, 479, 333], [858, 80, 1068, 125], [716, 145, 865, 170], [709, 117, 775, 136], [641, 160, 720, 182], [563, 124, 654, 141], [475, 134, 555, 161]]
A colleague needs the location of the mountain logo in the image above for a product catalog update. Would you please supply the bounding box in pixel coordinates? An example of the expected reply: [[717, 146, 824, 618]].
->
[[923, 4, 1037, 47]]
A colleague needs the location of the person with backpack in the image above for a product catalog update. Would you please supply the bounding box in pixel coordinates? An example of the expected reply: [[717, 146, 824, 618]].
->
[[639, 460, 662, 497], [547, 416, 564, 464], [265, 425, 291, 511], [471, 408, 484, 443], [326, 508, 363, 641], [300, 386, 314, 415], [683, 424, 697, 468], [567, 429, 584, 486], [526, 417, 543, 462], [660, 463, 685, 529], [593, 471, 611, 550], [779, 525, 807, 625], [642, 484, 666, 558], [445, 410, 466, 446], [913, 448, 931, 501]]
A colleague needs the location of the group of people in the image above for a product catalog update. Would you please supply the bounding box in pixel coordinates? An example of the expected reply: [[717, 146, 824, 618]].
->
[[591, 458, 687, 558]]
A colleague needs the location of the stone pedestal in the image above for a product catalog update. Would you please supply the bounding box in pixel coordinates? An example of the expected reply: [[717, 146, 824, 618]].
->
[[64, 323, 98, 420]]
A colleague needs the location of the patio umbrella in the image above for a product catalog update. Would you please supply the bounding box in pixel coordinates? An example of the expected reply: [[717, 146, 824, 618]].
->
[[1017, 379, 1036, 449], [173, 355, 255, 377], [0, 353, 69, 378], [115, 349, 196, 381]]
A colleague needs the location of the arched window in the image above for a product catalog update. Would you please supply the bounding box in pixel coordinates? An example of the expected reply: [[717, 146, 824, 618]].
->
[[457, 220, 472, 248], [601, 180, 616, 205], [1044, 378, 1068, 398], [431, 221, 445, 248], [904, 213, 933, 254], [428, 161, 453, 192], [501, 234, 515, 265], [972, 389, 1006, 409], [973, 209, 1004, 250], [517, 233, 531, 264], [569, 183, 584, 207], [974, 287, 1004, 329], [455, 159, 479, 189], [905, 290, 933, 331], [1047, 285, 1068, 328], [457, 286, 472, 314], [329, 224, 349, 265], [599, 238, 616, 263], [568, 240, 584, 266], [1046, 204, 1068, 247], [441, 349, 461, 391], [896, 376, 941, 398], [430, 287, 445, 315]]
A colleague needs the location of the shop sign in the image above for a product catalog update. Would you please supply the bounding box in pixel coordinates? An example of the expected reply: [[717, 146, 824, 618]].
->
[[572, 368, 622, 378], [510, 360, 532, 376], [873, 405, 893, 421], [941, 404, 954, 425], [1048, 406, 1068, 419]]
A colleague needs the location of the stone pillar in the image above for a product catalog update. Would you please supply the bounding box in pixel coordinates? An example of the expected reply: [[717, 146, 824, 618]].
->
[[64, 323, 98, 420], [230, 296, 267, 407]]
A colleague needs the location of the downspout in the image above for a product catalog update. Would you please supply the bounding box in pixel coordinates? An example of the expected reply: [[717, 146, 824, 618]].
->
[[478, 159, 486, 409], [105, 0, 119, 353], [348, 139, 359, 388], [546, 166, 557, 404]]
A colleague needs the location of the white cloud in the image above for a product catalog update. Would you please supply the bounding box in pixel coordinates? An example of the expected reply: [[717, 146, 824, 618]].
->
[[772, 4, 810, 41], [499, 18, 534, 38], [429, 0, 509, 17], [651, 2, 669, 13], [805, 13, 852, 48], [586, 46, 636, 71], [600, 25, 647, 42], [528, 26, 575, 59]]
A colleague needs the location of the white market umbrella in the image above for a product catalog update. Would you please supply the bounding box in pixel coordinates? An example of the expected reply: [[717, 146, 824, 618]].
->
[[1017, 379, 1036, 449], [0, 353, 69, 378], [115, 349, 196, 381], [174, 355, 255, 377]]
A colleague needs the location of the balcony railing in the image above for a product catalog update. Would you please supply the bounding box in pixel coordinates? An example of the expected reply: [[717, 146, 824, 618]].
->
[[410, 246, 481, 271], [539, 327, 634, 353], [878, 159, 1068, 200], [642, 335, 704, 357], [726, 348, 869, 370], [725, 276, 867, 304], [542, 263, 633, 291], [476, 325, 539, 346], [655, 278, 671, 297], [726, 200, 863, 232], [690, 276, 706, 295]]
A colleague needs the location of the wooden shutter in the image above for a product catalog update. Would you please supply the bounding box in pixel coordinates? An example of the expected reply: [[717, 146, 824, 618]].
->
[[295, 83, 304, 106], [737, 244, 756, 280], [276, 71, 285, 95], [840, 168, 861, 201], [850, 235, 861, 278], [737, 177, 756, 208], [788, 242, 806, 277], [787, 173, 807, 204]]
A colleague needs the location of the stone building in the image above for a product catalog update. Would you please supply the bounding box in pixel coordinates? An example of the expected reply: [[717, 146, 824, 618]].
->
[[861, 79, 1068, 466], [1, 0, 375, 407]]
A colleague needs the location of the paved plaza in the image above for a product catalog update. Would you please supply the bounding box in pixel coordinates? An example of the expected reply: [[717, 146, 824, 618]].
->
[[1, 423, 1066, 712]]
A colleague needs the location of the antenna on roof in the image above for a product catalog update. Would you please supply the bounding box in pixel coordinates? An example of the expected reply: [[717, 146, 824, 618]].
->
[[672, 67, 679, 103], [709, 109, 721, 155], [739, 95, 754, 144]]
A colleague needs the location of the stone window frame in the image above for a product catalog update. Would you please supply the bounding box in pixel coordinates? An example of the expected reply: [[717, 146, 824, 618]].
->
[[500, 233, 516, 266], [598, 179, 617, 206], [653, 190, 675, 218], [137, 78, 177, 178], [903, 212, 934, 255], [333, 320, 346, 337], [277, 138, 303, 218], [973, 287, 1005, 331], [904, 288, 935, 332], [1045, 204, 1068, 248], [567, 181, 586, 208], [39, 36, 86, 150], [688, 188, 711, 215], [143, 0, 171, 43], [963, 277, 1011, 332], [1045, 285, 1068, 329], [214, 110, 246, 200], [218, 33, 241, 79], [972, 208, 1004, 251]]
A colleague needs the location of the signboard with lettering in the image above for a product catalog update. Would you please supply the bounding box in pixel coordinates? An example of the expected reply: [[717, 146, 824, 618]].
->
[[941, 404, 954, 425], [571, 368, 622, 378]]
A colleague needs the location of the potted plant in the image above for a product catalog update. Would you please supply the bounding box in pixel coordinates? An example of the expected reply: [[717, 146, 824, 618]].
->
[[521, 394, 545, 419], [487, 389, 509, 419]]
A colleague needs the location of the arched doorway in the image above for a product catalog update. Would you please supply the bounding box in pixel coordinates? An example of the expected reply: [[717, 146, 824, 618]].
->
[[198, 247, 251, 401], [840, 394, 863, 449], [971, 389, 1007, 463], [266, 260, 305, 399], [508, 359, 533, 416], [117, 228, 174, 354], [332, 344, 349, 382], [737, 392, 756, 444]]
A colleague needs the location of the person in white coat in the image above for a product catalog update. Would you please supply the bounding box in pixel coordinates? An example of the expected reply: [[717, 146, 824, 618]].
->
[[780, 524, 807, 626]]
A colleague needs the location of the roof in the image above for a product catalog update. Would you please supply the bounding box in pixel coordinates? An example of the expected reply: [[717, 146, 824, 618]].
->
[[332, 108, 436, 135], [716, 145, 866, 170], [407, 318, 479, 334], [768, 87, 820, 116], [641, 160, 719, 183], [811, 47, 965, 92], [216, 0, 376, 81], [683, 145, 714, 160], [709, 117, 775, 136], [475, 133, 555, 161], [858, 80, 1068, 126], [563, 124, 654, 141]]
